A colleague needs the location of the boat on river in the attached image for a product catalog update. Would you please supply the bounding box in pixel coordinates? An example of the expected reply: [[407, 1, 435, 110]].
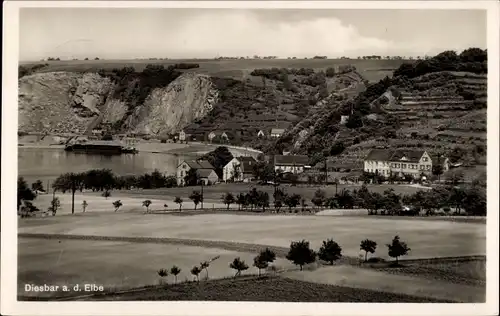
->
[[64, 140, 138, 155]]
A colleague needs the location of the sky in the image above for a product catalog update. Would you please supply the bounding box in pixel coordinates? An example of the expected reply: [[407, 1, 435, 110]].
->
[[19, 8, 487, 61]]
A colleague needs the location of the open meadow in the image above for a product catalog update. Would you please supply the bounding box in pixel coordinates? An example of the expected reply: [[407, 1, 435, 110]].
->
[[18, 211, 486, 302]]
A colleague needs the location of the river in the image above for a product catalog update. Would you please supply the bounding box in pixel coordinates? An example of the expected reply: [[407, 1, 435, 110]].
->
[[17, 147, 195, 185]]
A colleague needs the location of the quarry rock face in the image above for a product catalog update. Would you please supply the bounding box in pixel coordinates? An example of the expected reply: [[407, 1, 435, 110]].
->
[[18, 72, 218, 136], [18, 72, 93, 134], [128, 73, 218, 135], [70, 73, 113, 117]]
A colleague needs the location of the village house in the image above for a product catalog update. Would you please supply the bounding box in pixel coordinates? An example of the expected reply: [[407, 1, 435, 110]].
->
[[178, 130, 186, 142], [270, 128, 285, 138], [257, 130, 266, 138], [207, 131, 229, 143], [176, 159, 217, 186], [222, 156, 257, 182], [274, 155, 311, 174], [363, 149, 449, 179], [340, 115, 349, 125]]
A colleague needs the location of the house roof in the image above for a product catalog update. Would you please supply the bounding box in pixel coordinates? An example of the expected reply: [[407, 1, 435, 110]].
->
[[389, 150, 426, 163], [274, 155, 309, 166], [365, 149, 393, 161], [197, 169, 216, 178], [365, 149, 433, 164], [183, 160, 214, 170], [271, 128, 285, 134]]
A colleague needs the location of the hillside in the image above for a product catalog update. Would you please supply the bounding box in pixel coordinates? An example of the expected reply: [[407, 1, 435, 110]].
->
[[276, 49, 487, 170], [17, 61, 369, 140]]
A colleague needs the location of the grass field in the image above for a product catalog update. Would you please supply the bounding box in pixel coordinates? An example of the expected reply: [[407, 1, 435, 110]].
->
[[18, 238, 292, 298], [18, 211, 486, 301], [283, 263, 485, 303], [22, 58, 407, 83], [19, 213, 486, 259]]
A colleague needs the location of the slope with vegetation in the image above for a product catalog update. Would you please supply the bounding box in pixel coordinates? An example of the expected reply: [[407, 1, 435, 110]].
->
[[275, 48, 487, 170], [17, 59, 390, 141]]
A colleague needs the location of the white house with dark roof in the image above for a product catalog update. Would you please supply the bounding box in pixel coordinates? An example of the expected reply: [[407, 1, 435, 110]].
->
[[176, 159, 216, 186], [364, 149, 449, 178], [222, 156, 257, 182], [270, 128, 285, 138], [274, 155, 310, 174]]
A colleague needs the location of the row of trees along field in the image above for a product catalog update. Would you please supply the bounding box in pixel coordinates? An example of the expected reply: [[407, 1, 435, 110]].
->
[[156, 236, 409, 286], [18, 169, 485, 217]]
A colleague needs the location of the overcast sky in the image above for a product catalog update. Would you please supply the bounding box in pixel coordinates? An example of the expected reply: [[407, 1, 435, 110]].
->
[[19, 8, 486, 61]]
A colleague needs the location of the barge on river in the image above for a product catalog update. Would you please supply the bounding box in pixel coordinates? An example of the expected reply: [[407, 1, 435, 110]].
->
[[64, 140, 138, 155]]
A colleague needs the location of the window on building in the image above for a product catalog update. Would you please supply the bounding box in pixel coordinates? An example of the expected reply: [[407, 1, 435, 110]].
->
[[426, 165, 431, 170], [402, 164, 407, 169], [420, 165, 424, 170], [422, 157, 428, 162]]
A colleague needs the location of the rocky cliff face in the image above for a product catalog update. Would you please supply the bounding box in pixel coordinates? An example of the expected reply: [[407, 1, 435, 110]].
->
[[126, 73, 218, 135], [18, 72, 217, 135]]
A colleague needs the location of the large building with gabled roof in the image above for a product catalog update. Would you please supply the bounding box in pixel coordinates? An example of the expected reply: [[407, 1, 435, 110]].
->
[[364, 149, 449, 179]]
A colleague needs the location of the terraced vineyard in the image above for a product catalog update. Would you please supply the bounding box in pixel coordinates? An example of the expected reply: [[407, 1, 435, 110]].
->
[[327, 71, 487, 171]]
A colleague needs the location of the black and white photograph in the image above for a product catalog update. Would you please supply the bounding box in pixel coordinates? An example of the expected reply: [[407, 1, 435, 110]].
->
[[2, 1, 499, 315]]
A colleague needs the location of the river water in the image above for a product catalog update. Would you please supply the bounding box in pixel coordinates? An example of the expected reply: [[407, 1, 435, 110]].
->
[[17, 148, 195, 185]]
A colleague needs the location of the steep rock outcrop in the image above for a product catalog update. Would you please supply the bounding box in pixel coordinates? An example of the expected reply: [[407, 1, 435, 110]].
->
[[70, 73, 113, 117], [128, 73, 218, 135]]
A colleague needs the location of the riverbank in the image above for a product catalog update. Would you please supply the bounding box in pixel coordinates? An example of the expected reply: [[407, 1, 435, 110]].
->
[[18, 135, 262, 158]]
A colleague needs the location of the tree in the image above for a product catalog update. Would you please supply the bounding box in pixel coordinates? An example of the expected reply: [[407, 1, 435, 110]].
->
[[386, 235, 410, 264], [157, 268, 168, 284], [360, 239, 377, 262], [184, 168, 200, 186], [18, 177, 36, 210], [259, 248, 277, 264], [82, 200, 88, 212], [113, 200, 123, 212], [201, 146, 234, 179], [286, 240, 316, 271], [174, 196, 183, 211], [48, 197, 61, 216], [170, 265, 181, 284], [285, 194, 301, 211], [190, 266, 201, 282], [311, 189, 326, 209], [52, 172, 85, 214], [200, 261, 210, 280], [318, 239, 343, 265], [253, 255, 269, 276], [189, 191, 203, 210], [236, 193, 246, 210], [31, 180, 44, 194], [256, 191, 270, 212], [273, 188, 287, 212], [222, 192, 235, 210], [142, 199, 152, 213], [229, 257, 249, 277]]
